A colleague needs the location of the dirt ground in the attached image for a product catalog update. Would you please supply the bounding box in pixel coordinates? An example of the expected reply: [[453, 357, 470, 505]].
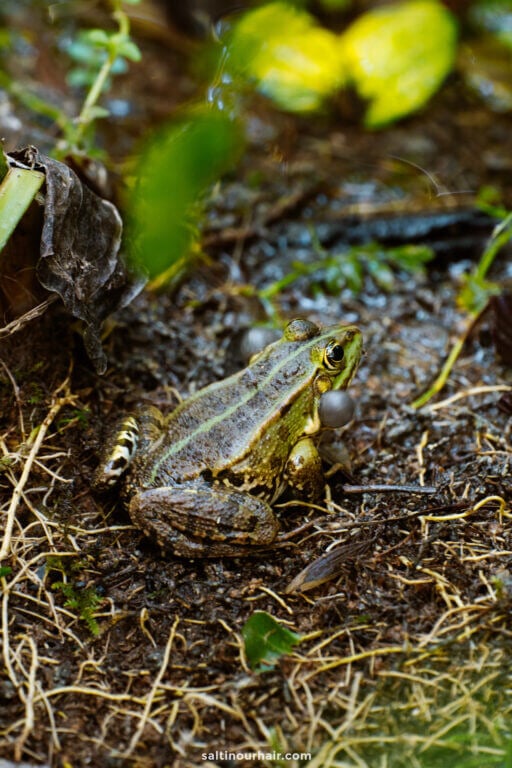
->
[[0, 3, 511, 767]]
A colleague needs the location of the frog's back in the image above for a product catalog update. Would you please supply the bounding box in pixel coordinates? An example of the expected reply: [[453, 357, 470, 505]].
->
[[141, 340, 313, 485]]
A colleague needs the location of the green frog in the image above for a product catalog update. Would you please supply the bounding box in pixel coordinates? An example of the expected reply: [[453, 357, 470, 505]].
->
[[94, 318, 362, 556]]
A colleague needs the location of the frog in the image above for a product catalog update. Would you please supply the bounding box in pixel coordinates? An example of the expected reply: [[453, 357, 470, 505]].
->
[[94, 318, 362, 557]]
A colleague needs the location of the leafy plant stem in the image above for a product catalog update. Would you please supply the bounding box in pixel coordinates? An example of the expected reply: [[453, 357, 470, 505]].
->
[[474, 212, 512, 282], [72, 8, 129, 148], [413, 213, 512, 409]]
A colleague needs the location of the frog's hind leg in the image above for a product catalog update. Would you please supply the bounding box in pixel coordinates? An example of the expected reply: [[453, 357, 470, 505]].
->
[[93, 406, 164, 489], [93, 415, 140, 489], [129, 481, 280, 557]]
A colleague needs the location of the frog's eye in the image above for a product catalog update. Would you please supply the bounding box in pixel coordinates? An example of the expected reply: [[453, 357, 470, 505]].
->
[[324, 340, 345, 369]]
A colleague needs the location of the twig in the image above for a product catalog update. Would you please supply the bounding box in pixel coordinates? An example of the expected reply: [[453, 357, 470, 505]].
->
[[14, 635, 38, 761], [425, 384, 512, 412], [342, 483, 437, 494], [0, 295, 59, 339]]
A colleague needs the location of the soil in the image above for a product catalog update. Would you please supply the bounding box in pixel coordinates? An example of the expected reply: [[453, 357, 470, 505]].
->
[[0, 3, 511, 768]]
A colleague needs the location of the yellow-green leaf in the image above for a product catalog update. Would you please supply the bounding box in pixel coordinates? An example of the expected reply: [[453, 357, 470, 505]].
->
[[341, 0, 457, 127], [229, 2, 344, 112]]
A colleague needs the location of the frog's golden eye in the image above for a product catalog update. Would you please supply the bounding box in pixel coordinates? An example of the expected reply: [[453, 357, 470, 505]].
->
[[324, 340, 345, 369]]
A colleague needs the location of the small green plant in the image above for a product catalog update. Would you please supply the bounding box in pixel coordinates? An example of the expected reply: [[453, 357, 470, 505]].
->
[[0, 1, 141, 158], [52, 580, 102, 636], [255, 235, 434, 319], [57, 0, 142, 155], [242, 611, 302, 672], [27, 381, 44, 405], [48, 556, 102, 636], [0, 566, 12, 578], [57, 407, 91, 431]]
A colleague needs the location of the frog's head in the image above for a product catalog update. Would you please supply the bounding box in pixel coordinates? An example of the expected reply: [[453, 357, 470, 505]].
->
[[280, 318, 363, 434], [284, 317, 362, 389]]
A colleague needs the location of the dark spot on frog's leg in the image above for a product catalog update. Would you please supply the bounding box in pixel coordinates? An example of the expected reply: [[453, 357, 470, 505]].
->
[[117, 435, 136, 450], [220, 471, 245, 488], [110, 455, 130, 472]]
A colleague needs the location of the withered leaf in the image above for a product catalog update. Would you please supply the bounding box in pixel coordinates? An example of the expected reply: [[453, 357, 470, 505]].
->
[[8, 146, 143, 373]]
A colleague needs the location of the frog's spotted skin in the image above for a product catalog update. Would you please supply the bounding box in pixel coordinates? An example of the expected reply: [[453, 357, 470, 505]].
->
[[95, 319, 362, 557]]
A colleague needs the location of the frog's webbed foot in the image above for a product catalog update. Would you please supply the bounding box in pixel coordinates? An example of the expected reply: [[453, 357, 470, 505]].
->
[[129, 480, 279, 557], [285, 437, 325, 501], [93, 406, 165, 489]]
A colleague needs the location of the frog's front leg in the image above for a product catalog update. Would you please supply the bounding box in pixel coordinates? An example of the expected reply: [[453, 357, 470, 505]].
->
[[129, 480, 279, 557], [93, 406, 165, 489], [285, 437, 325, 501]]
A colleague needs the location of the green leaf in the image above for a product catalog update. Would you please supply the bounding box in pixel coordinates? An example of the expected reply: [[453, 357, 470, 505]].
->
[[387, 243, 435, 270], [82, 29, 111, 48], [0, 566, 12, 578], [86, 105, 111, 120], [457, 273, 502, 315], [130, 108, 243, 279], [65, 38, 103, 65], [341, 0, 457, 127], [242, 611, 302, 673], [117, 39, 142, 62], [336, 254, 364, 292], [229, 2, 344, 112], [0, 167, 45, 252], [366, 255, 395, 291]]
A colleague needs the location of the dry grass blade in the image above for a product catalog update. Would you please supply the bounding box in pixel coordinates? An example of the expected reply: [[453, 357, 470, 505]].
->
[[0, 295, 59, 340], [0, 375, 77, 561]]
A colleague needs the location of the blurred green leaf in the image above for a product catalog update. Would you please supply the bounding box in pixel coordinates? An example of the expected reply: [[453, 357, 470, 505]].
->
[[242, 611, 301, 673], [366, 255, 395, 291], [457, 273, 501, 315], [457, 212, 512, 315], [341, 0, 457, 127], [229, 2, 344, 112], [116, 38, 142, 62], [85, 105, 111, 120], [83, 29, 111, 47], [387, 243, 435, 270], [130, 108, 243, 280]]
